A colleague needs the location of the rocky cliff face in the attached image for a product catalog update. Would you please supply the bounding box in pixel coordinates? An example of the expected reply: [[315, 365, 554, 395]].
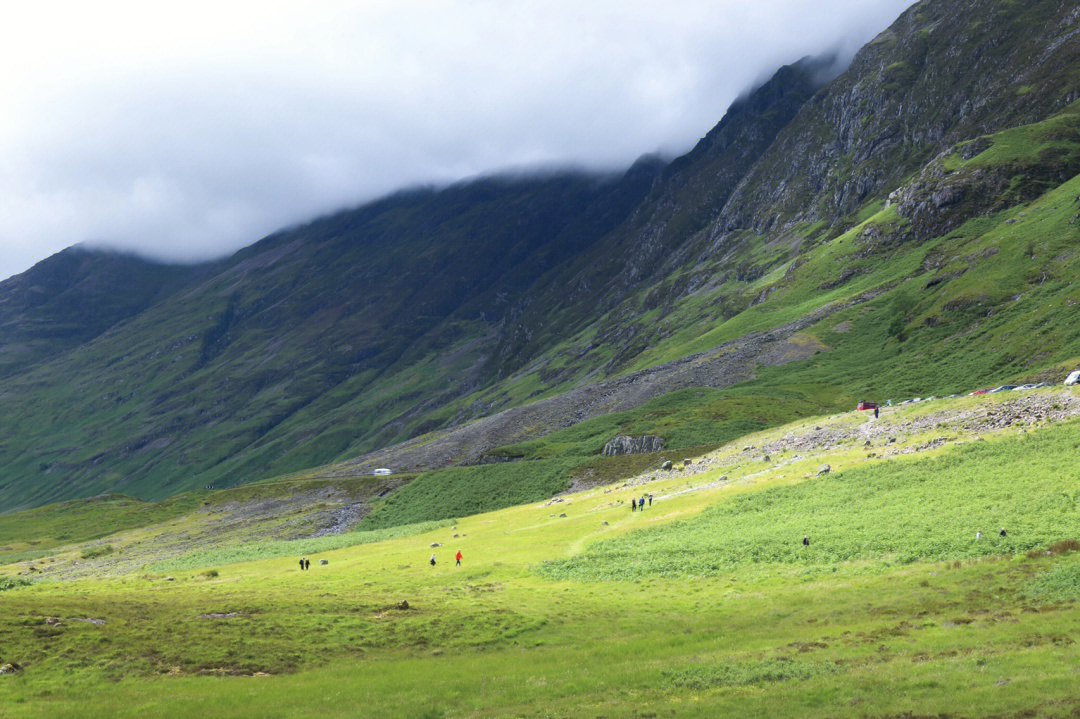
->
[[601, 435, 664, 457]]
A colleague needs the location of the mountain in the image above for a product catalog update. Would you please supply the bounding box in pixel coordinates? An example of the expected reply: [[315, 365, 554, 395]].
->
[[4, 0, 1080, 513]]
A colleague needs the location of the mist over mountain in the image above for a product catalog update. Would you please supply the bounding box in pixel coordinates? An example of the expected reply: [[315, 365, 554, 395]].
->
[[0, 1, 917, 280]]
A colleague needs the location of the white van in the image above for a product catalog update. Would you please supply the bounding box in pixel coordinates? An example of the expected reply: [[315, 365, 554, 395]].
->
[[373, 468, 393, 476], [1065, 370, 1080, 386]]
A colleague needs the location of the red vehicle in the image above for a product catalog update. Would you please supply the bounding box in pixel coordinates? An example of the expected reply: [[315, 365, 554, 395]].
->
[[969, 388, 993, 396], [856, 401, 880, 411]]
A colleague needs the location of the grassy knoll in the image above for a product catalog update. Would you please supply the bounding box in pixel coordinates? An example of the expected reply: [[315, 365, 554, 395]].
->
[[3, 394, 1080, 716], [541, 420, 1080, 580]]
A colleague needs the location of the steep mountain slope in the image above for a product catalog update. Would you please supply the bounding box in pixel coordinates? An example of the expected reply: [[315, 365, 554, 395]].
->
[[4, 0, 1080, 513], [0, 169, 663, 510], [0, 248, 210, 377]]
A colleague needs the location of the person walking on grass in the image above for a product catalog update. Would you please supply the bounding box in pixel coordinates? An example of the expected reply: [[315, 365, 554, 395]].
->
[[648, 494, 653, 507], [455, 550, 463, 567], [632, 498, 637, 512], [299, 557, 305, 571], [430, 554, 437, 567], [874, 406, 879, 419], [1000, 527, 1007, 538], [304, 558, 311, 571], [803, 535, 810, 547], [976, 530, 982, 541]]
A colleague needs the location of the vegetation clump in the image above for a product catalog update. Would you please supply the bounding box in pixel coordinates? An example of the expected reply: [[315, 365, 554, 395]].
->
[[664, 658, 840, 689], [80, 545, 114, 559]]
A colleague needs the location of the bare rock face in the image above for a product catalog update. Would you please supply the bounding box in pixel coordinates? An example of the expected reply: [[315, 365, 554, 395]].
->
[[602, 435, 664, 457]]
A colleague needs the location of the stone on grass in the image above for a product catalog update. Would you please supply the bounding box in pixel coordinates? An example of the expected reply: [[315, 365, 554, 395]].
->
[[818, 465, 831, 476], [662, 461, 674, 471], [396, 600, 409, 610], [319, 559, 328, 565]]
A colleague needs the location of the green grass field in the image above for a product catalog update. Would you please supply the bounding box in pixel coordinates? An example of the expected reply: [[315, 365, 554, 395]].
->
[[4, 392, 1080, 717]]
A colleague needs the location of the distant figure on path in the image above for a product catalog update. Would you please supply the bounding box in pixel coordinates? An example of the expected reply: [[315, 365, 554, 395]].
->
[[874, 406, 879, 419], [304, 558, 311, 570], [802, 536, 810, 546], [632, 498, 637, 512], [648, 494, 653, 507], [455, 550, 463, 566], [299, 557, 306, 571], [430, 554, 437, 567], [641, 495, 647, 509], [976, 530, 982, 541], [1000, 528, 1007, 537]]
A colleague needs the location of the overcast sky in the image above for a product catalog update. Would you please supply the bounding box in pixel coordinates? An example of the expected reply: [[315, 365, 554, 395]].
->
[[0, 0, 916, 280]]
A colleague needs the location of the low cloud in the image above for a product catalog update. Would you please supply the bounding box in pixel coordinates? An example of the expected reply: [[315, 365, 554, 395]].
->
[[0, 0, 915, 279]]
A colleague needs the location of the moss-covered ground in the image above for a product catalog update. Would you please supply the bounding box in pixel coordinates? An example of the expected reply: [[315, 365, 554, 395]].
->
[[4, 391, 1080, 717]]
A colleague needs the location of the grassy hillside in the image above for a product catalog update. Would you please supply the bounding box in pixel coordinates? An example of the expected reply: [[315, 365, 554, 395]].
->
[[4, 392, 1080, 716]]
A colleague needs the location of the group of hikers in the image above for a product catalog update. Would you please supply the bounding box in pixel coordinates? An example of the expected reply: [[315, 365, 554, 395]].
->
[[630, 494, 653, 511], [298, 557, 311, 570], [429, 550, 464, 567]]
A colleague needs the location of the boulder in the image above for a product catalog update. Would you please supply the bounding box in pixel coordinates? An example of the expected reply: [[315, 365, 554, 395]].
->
[[396, 600, 409, 610], [319, 559, 328, 566], [559, 513, 567, 518], [602, 435, 664, 457], [683, 459, 692, 466], [818, 465, 831, 476], [0, 663, 20, 675], [662, 460, 674, 471], [430, 542, 441, 548]]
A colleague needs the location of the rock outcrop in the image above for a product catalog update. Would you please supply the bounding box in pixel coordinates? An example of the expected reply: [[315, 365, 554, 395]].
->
[[601, 435, 664, 457]]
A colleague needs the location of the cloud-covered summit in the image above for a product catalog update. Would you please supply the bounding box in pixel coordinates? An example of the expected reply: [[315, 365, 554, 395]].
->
[[0, 0, 915, 279]]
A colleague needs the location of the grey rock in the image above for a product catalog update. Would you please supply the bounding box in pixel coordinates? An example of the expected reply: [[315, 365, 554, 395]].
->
[[602, 435, 664, 456], [319, 559, 328, 565]]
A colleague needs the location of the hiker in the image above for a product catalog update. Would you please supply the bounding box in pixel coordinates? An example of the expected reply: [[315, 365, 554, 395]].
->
[[648, 494, 653, 507], [299, 557, 306, 571], [632, 498, 637, 512], [304, 558, 311, 570], [641, 495, 648, 509], [976, 530, 982, 541], [874, 406, 879, 419], [1000, 528, 1007, 537], [802, 535, 810, 546], [430, 554, 436, 567], [455, 550, 463, 567]]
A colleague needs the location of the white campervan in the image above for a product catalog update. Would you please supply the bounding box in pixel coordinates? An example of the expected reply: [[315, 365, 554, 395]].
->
[[1065, 370, 1080, 386], [373, 468, 393, 476]]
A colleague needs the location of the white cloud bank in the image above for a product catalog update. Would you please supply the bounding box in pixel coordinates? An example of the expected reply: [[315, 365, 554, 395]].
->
[[0, 0, 915, 279]]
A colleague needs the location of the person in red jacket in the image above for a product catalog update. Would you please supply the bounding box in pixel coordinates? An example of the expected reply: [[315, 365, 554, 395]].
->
[[455, 550, 463, 567]]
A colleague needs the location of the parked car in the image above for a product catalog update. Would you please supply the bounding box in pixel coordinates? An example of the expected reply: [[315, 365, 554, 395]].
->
[[991, 385, 1018, 393], [373, 468, 393, 476], [1066, 370, 1080, 386], [970, 388, 993, 396], [1034, 382, 1052, 388], [856, 401, 880, 411], [1012, 384, 1037, 391]]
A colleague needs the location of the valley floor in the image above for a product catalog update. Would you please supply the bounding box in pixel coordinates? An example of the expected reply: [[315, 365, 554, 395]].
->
[[4, 390, 1080, 717]]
